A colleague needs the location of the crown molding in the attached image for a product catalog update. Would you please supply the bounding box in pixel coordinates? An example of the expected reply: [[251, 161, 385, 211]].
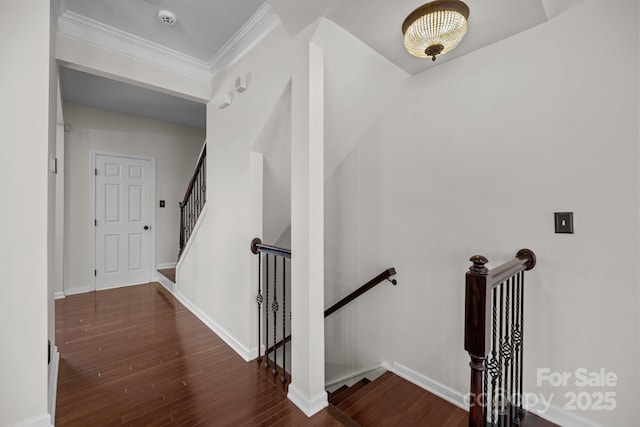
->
[[56, 2, 281, 87], [57, 11, 212, 82], [209, 2, 281, 82], [52, 0, 67, 32]]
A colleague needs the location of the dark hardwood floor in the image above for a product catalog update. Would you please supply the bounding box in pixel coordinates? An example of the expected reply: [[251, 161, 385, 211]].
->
[[55, 282, 558, 426], [55, 283, 340, 426]]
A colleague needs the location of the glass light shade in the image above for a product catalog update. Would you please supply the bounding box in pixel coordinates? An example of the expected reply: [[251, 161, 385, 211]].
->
[[403, 1, 469, 61]]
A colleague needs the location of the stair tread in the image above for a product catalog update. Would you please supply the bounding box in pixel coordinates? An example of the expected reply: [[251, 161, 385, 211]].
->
[[158, 268, 176, 283], [327, 404, 361, 427], [335, 371, 394, 412], [328, 385, 349, 402], [338, 372, 468, 426], [328, 378, 372, 405]]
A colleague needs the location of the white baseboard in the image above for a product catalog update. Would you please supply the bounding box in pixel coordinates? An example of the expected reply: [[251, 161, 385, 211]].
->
[[48, 347, 60, 422], [54, 291, 65, 300], [9, 414, 52, 427], [62, 286, 91, 296], [158, 280, 254, 361], [287, 384, 328, 417], [96, 281, 151, 292], [157, 262, 177, 270], [157, 274, 176, 291], [391, 361, 468, 411], [526, 402, 604, 427], [391, 361, 605, 427], [325, 364, 386, 391], [64, 281, 161, 297]]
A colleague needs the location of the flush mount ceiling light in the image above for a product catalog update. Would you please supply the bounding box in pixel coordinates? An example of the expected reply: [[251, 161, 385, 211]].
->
[[402, 0, 469, 62], [158, 9, 177, 26]]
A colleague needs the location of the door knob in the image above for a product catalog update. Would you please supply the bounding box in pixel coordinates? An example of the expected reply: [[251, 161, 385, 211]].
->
[[144, 225, 150, 230]]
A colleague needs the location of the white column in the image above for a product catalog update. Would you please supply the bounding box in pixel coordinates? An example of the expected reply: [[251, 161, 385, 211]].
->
[[248, 151, 264, 358], [0, 1, 53, 426], [288, 41, 326, 416]]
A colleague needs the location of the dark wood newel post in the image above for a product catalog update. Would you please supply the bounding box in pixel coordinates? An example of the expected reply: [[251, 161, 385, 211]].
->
[[465, 255, 490, 427]]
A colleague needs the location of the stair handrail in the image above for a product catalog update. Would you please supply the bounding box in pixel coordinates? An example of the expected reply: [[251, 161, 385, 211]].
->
[[324, 268, 397, 318], [179, 144, 206, 257], [266, 334, 291, 356], [464, 249, 536, 427], [250, 238, 291, 258]]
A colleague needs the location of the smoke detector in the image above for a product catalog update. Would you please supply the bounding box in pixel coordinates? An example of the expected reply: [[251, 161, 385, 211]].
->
[[158, 10, 176, 26]]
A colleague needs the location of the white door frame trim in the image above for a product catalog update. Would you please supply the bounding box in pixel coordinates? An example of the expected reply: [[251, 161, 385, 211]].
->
[[90, 150, 156, 291]]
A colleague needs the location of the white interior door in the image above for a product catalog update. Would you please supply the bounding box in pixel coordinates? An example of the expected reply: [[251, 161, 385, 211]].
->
[[95, 154, 153, 290]]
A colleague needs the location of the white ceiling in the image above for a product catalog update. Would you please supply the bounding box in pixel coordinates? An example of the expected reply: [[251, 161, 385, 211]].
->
[[56, 0, 272, 128], [328, 0, 549, 75], [60, 67, 206, 128], [59, 0, 266, 63], [55, 0, 581, 128]]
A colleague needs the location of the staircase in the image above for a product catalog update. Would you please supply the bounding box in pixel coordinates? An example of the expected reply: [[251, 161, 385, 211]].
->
[[324, 371, 559, 426], [327, 372, 467, 426]]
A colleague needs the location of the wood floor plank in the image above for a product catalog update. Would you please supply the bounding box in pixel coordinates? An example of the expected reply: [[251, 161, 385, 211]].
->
[[55, 283, 341, 427], [56, 282, 557, 426]]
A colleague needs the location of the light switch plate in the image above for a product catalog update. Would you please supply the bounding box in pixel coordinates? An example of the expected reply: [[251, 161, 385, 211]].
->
[[554, 212, 573, 233], [160, 200, 165, 208]]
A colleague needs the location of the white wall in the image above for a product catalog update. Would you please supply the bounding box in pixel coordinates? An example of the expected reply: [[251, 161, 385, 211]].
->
[[47, 4, 60, 418], [251, 82, 292, 245], [178, 24, 297, 359], [324, 1, 638, 425], [62, 104, 204, 294], [0, 1, 53, 425], [169, 1, 638, 423]]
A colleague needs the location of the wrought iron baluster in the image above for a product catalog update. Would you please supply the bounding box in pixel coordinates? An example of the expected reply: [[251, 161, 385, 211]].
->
[[272, 256, 278, 377], [282, 257, 287, 383], [191, 190, 195, 230], [519, 271, 525, 417], [179, 202, 185, 253], [193, 170, 200, 217], [265, 254, 269, 369], [488, 286, 499, 426], [187, 196, 192, 240], [186, 197, 190, 242], [202, 155, 206, 204], [513, 272, 521, 421], [504, 277, 512, 426], [498, 281, 506, 427], [256, 253, 263, 364], [510, 276, 519, 425], [200, 166, 203, 211], [199, 167, 202, 213]]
